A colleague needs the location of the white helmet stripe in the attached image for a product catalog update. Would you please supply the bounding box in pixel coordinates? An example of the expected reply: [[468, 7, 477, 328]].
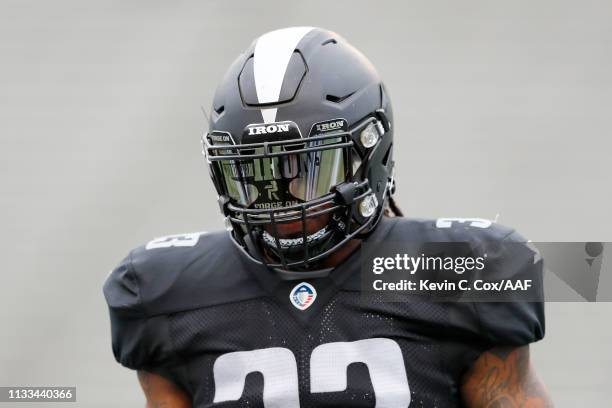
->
[[254, 27, 314, 123]]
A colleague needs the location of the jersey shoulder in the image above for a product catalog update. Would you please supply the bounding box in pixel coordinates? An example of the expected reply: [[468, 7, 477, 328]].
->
[[387, 216, 524, 243], [372, 216, 545, 346], [103, 230, 265, 318]]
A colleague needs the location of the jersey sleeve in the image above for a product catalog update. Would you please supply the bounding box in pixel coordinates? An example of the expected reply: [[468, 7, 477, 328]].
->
[[103, 251, 176, 372], [473, 229, 545, 346]]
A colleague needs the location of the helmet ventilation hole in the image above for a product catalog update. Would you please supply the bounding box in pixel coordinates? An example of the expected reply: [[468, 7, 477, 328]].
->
[[321, 38, 337, 46], [325, 92, 355, 103]]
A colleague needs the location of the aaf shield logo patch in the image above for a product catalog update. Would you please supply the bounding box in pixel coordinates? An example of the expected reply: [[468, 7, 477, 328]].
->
[[289, 282, 317, 310]]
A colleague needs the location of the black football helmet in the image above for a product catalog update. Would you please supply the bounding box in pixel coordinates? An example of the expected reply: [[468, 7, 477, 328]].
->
[[203, 27, 395, 277]]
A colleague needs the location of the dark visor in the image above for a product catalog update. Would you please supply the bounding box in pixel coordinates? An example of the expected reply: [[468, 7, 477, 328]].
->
[[206, 132, 353, 210]]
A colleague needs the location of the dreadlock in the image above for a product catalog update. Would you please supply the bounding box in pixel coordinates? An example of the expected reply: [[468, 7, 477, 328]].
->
[[383, 196, 404, 217]]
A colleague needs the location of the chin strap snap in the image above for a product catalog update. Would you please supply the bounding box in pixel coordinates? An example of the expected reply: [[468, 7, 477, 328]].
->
[[333, 182, 358, 205]]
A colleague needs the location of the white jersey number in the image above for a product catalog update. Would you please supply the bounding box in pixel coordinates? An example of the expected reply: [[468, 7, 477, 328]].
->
[[145, 232, 203, 250], [435, 218, 492, 229], [212, 338, 411, 407]]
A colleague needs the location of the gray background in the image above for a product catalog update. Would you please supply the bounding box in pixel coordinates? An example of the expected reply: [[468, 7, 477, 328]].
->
[[0, 0, 610, 406]]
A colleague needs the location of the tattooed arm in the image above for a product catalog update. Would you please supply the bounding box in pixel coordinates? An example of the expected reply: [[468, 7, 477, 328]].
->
[[137, 371, 192, 408], [461, 346, 553, 408]]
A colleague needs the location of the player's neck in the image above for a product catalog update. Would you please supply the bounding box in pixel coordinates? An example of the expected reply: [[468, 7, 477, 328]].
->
[[320, 238, 361, 269]]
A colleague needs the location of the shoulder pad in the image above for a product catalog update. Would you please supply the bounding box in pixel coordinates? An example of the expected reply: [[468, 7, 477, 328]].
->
[[103, 230, 266, 317], [388, 217, 520, 244], [380, 217, 545, 344]]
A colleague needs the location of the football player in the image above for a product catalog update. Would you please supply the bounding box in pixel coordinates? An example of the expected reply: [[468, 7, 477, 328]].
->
[[104, 27, 552, 407]]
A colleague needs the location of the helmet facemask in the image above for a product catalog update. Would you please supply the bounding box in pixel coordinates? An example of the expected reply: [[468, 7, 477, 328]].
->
[[204, 118, 381, 272]]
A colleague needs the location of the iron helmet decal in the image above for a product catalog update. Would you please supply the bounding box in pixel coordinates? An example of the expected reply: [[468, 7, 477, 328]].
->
[[242, 120, 302, 143]]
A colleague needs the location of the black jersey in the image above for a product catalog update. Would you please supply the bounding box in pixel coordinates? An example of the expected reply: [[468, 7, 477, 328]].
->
[[103, 217, 544, 407]]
